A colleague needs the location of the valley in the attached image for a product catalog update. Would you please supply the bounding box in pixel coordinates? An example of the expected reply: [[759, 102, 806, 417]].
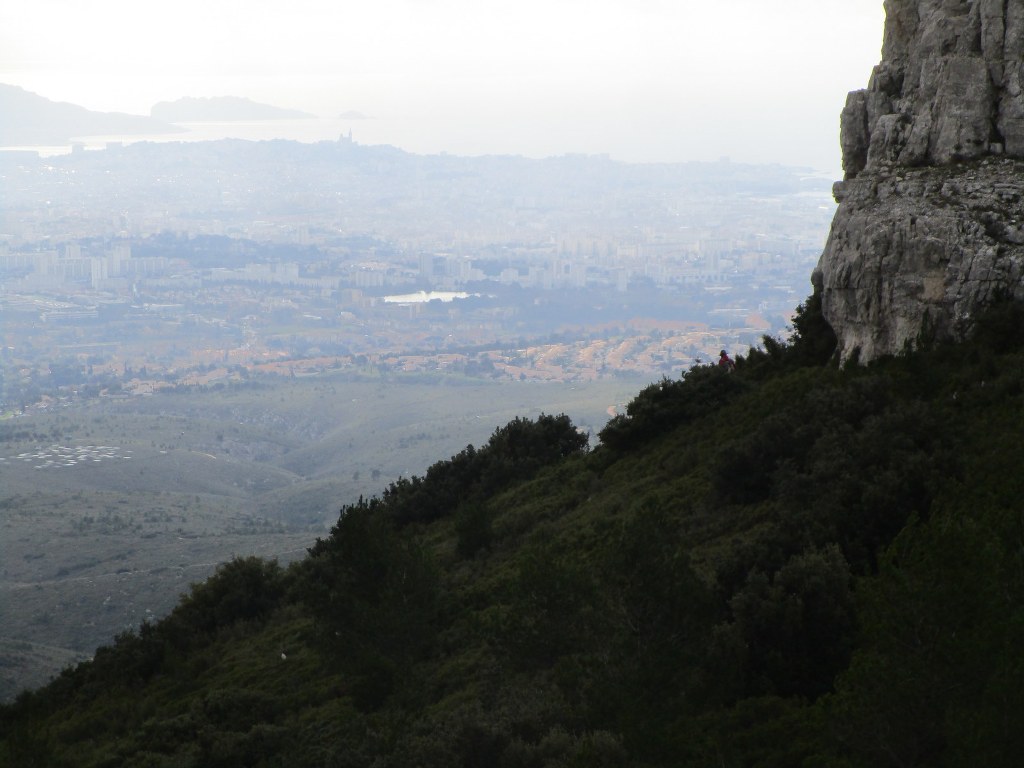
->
[[0, 370, 638, 699]]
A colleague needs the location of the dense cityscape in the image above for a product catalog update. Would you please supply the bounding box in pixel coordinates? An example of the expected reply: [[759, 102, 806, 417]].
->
[[1, 136, 835, 412]]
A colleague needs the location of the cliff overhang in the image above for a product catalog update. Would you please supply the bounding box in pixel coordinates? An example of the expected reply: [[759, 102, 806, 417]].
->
[[816, 0, 1024, 362]]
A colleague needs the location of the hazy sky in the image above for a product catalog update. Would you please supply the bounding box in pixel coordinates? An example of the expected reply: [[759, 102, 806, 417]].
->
[[1, 0, 885, 172]]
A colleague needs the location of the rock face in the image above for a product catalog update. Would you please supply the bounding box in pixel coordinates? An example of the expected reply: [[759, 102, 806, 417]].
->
[[815, 0, 1024, 362]]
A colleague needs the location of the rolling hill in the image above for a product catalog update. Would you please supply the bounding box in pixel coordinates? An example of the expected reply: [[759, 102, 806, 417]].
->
[[0, 375, 636, 702], [0, 84, 181, 146], [3, 297, 1022, 766]]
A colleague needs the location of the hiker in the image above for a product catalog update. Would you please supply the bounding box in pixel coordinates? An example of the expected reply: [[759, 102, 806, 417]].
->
[[718, 349, 735, 372]]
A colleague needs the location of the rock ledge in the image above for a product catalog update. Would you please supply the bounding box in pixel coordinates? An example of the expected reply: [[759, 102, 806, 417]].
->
[[817, 0, 1024, 361]]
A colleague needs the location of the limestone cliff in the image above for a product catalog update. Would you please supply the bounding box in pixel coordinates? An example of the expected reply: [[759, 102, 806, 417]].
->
[[815, 0, 1024, 362]]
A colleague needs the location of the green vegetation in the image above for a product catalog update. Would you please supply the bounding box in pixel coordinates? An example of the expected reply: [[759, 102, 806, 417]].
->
[[3, 296, 1023, 766], [0, 376, 634, 701]]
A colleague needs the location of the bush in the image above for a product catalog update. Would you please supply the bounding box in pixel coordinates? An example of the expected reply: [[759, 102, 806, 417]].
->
[[788, 291, 838, 365], [599, 367, 748, 451], [301, 504, 439, 707], [161, 557, 285, 649], [455, 501, 493, 558], [378, 413, 588, 525]]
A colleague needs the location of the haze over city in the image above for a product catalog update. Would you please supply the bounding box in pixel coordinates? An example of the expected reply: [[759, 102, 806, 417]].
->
[[2, 0, 884, 172], [2, 0, 886, 707]]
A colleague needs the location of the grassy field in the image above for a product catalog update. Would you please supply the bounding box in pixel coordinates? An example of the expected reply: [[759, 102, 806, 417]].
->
[[0, 370, 644, 700]]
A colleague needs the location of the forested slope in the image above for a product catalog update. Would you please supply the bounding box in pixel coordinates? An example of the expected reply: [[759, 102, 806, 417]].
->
[[3, 297, 1023, 767]]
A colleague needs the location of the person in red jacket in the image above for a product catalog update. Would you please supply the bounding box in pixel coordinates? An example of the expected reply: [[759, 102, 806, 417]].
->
[[718, 349, 735, 371]]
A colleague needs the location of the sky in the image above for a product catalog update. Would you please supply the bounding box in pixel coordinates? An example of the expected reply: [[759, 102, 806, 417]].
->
[[1, 0, 885, 173]]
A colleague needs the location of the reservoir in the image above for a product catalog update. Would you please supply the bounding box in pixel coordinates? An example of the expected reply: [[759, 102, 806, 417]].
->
[[382, 291, 474, 304]]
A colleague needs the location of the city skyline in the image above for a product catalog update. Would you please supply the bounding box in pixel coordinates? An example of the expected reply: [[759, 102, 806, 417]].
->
[[1, 1, 885, 173]]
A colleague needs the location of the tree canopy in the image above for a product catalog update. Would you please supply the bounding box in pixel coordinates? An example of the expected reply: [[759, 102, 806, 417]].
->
[[4, 297, 1024, 767]]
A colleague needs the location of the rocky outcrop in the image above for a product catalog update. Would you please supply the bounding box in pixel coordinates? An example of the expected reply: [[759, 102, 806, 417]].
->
[[815, 0, 1024, 362]]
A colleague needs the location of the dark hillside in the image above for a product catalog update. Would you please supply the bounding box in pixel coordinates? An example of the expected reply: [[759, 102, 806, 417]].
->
[[3, 298, 1024, 767]]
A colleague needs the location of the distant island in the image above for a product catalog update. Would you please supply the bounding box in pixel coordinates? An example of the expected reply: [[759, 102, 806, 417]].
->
[[150, 96, 317, 122], [0, 83, 181, 146]]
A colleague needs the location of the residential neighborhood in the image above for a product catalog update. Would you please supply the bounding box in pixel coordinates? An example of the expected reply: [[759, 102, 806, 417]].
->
[[1, 138, 834, 409]]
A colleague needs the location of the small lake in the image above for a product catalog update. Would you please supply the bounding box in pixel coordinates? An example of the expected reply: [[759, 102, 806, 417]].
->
[[382, 291, 475, 304]]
